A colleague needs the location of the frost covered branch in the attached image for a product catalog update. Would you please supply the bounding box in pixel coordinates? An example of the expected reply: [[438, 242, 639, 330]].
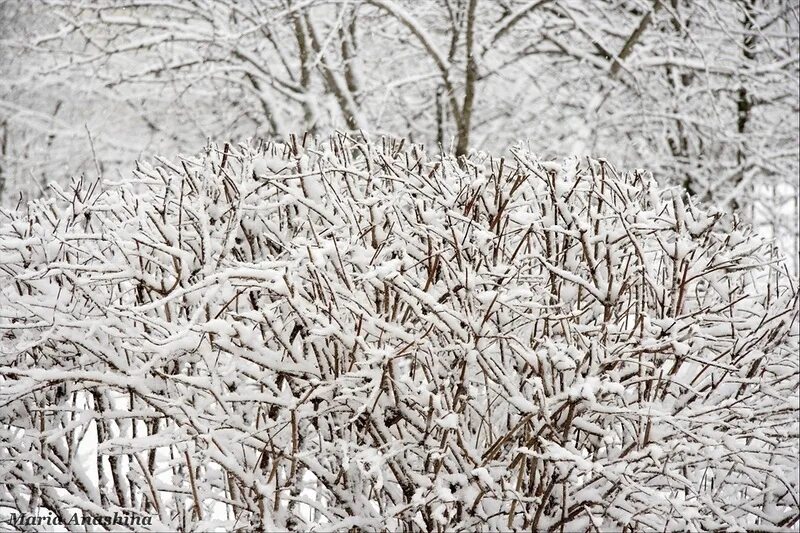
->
[[0, 136, 797, 531]]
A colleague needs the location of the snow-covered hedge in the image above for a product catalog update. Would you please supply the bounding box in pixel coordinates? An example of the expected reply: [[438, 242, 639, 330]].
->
[[1, 137, 798, 531]]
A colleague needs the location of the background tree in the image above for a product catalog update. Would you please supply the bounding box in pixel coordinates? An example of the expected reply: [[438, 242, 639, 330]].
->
[[0, 0, 797, 256]]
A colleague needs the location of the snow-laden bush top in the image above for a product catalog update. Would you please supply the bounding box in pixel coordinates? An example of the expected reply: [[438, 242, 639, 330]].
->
[[1, 136, 797, 532]]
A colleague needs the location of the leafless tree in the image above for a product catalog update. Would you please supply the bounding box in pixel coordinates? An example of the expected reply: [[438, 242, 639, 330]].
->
[[1, 136, 797, 531]]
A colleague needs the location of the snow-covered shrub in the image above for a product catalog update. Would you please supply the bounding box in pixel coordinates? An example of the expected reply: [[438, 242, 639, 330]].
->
[[0, 136, 797, 531]]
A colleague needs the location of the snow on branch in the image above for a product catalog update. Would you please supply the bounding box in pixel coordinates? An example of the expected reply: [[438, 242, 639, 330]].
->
[[0, 135, 797, 531]]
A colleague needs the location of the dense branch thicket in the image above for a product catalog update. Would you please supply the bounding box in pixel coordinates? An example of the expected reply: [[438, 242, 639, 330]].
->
[[0, 136, 797, 531]]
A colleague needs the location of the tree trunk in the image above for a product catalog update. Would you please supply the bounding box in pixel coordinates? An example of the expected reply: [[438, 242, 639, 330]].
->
[[732, 0, 757, 211], [456, 0, 479, 159]]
